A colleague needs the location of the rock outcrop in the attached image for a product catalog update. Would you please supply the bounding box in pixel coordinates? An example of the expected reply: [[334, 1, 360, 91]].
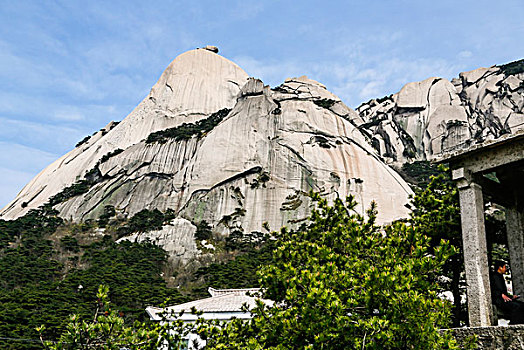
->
[[1, 49, 414, 261], [356, 60, 524, 164], [1, 48, 249, 219], [117, 218, 198, 264], [3, 49, 522, 265]]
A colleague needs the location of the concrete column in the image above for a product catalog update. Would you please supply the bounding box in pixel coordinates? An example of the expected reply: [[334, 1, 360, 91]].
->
[[453, 168, 492, 327], [506, 206, 524, 295]]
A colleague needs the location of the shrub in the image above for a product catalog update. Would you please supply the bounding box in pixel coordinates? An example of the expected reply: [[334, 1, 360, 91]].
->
[[75, 135, 91, 148], [313, 98, 336, 109], [60, 235, 80, 253], [100, 149, 124, 163], [195, 220, 212, 241], [146, 108, 231, 144], [97, 205, 116, 228], [499, 59, 524, 76]]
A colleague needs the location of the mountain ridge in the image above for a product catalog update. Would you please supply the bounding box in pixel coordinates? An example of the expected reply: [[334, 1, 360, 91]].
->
[[356, 59, 524, 165], [1, 48, 249, 220], [2, 50, 523, 264]]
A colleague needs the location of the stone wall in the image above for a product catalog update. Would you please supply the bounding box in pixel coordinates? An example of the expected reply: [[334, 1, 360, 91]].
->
[[448, 325, 524, 350]]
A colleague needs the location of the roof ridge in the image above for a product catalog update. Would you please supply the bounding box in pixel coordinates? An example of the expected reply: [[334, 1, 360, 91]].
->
[[208, 287, 260, 297]]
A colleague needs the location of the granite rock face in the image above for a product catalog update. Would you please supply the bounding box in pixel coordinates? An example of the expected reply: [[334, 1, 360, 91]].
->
[[1, 48, 249, 219], [117, 218, 198, 264], [1, 49, 414, 262], [356, 62, 524, 164]]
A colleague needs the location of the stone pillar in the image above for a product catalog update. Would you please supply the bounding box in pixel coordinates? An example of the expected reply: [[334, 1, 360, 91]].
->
[[453, 168, 492, 327], [506, 205, 524, 295]]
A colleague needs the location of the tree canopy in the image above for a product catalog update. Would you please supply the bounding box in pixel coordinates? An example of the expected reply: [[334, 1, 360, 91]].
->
[[38, 285, 190, 350], [201, 194, 462, 349], [33, 193, 477, 349]]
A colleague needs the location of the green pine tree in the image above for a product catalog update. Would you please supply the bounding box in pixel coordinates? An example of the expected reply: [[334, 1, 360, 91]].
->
[[201, 193, 463, 349]]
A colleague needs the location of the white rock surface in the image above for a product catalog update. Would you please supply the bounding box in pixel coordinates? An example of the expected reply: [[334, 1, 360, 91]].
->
[[1, 49, 426, 262], [29, 76, 412, 232], [357, 64, 524, 164], [1, 49, 249, 219], [117, 218, 198, 263], [396, 77, 438, 109]]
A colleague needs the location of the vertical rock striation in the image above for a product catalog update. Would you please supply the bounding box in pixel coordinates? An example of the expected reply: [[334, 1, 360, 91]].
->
[[1, 48, 425, 260], [357, 61, 524, 164], [1, 48, 249, 219]]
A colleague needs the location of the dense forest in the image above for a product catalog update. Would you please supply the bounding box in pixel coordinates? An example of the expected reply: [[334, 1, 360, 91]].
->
[[0, 205, 272, 349]]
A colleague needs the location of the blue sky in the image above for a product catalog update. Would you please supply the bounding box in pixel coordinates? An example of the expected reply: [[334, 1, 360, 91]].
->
[[1, 0, 523, 208]]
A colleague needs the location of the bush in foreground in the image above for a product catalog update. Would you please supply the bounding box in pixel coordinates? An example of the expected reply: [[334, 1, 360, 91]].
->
[[41, 194, 470, 349], [203, 194, 463, 349]]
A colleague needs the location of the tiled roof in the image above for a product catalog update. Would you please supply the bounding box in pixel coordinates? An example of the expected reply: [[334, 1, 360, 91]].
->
[[147, 288, 272, 320]]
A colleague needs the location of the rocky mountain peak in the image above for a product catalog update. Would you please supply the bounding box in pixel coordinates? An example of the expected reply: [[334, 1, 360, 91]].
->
[[148, 48, 248, 118], [238, 78, 270, 97], [19, 50, 519, 262], [357, 61, 524, 164], [0, 49, 249, 220], [1, 48, 415, 238]]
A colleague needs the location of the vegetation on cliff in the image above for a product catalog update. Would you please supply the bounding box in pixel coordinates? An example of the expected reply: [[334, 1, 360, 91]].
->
[[37, 285, 188, 350], [36, 193, 469, 349], [0, 209, 186, 349], [145, 108, 231, 144], [0, 203, 270, 349], [499, 58, 524, 76], [4, 162, 508, 347]]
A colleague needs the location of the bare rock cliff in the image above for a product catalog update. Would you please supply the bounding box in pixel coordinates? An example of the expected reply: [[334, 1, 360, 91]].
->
[[1, 48, 418, 261], [1, 49, 249, 219], [356, 60, 524, 164]]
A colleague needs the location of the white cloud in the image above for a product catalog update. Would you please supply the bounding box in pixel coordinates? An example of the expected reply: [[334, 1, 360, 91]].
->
[[0, 91, 126, 129], [230, 52, 466, 108], [358, 80, 386, 100], [229, 1, 266, 21], [0, 40, 59, 88], [0, 117, 87, 153], [0, 142, 58, 173], [0, 143, 60, 209], [326, 56, 467, 106], [0, 167, 36, 209], [230, 27, 469, 107], [53, 107, 85, 122], [232, 55, 307, 87], [458, 50, 473, 59]]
